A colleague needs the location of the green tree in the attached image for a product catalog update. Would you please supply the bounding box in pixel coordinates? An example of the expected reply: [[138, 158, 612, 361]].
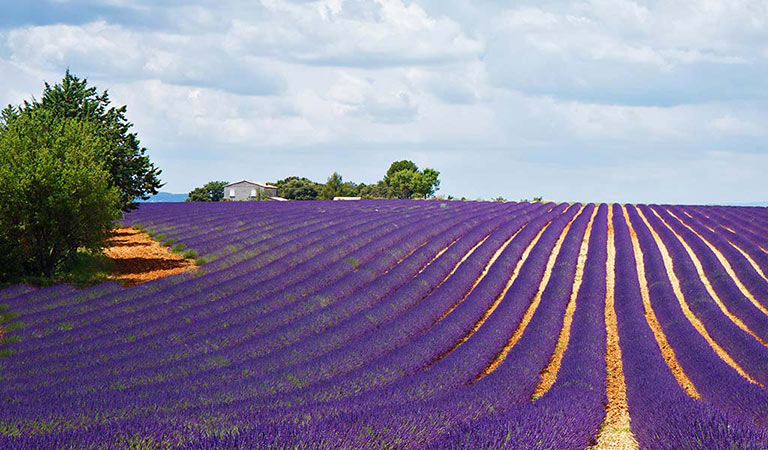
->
[[384, 160, 419, 184], [280, 178, 318, 200], [417, 168, 441, 198], [0, 111, 121, 278], [187, 181, 228, 202], [383, 160, 440, 199], [388, 169, 420, 199], [319, 172, 344, 200], [3, 70, 163, 211]]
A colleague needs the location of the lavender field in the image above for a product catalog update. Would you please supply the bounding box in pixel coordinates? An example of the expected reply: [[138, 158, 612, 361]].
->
[[2, 200, 768, 449]]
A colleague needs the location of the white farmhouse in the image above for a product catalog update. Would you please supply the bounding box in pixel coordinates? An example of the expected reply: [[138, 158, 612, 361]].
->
[[224, 180, 278, 201]]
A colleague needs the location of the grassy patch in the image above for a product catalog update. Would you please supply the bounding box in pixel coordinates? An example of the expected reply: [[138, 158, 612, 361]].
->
[[183, 249, 199, 259], [0, 311, 19, 323], [3, 322, 25, 332], [0, 335, 21, 345], [194, 257, 209, 266], [59, 250, 114, 287], [171, 243, 187, 253], [0, 249, 113, 289], [345, 257, 360, 269]]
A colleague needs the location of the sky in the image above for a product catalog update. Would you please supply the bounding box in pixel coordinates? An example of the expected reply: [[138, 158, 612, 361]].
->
[[1, 0, 767, 204]]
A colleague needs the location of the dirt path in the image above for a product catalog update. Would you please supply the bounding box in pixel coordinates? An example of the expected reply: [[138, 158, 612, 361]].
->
[[105, 228, 197, 287], [664, 208, 768, 318], [476, 205, 585, 380], [533, 206, 597, 397], [634, 208, 759, 385], [625, 207, 700, 399], [593, 206, 638, 450]]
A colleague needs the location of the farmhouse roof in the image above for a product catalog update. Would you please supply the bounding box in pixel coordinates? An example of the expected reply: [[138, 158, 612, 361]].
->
[[224, 180, 278, 189]]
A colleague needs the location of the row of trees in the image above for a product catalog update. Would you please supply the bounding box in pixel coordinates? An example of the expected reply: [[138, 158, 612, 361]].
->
[[0, 71, 163, 279], [188, 160, 441, 202]]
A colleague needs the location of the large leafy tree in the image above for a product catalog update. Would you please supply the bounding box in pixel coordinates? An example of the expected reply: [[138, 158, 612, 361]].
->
[[279, 178, 319, 200], [2, 70, 163, 211], [0, 111, 122, 278], [384, 160, 419, 184], [319, 172, 344, 200], [384, 160, 440, 199], [187, 181, 228, 202]]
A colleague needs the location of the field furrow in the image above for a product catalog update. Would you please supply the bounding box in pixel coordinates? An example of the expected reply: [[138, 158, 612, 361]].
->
[[2, 200, 768, 448]]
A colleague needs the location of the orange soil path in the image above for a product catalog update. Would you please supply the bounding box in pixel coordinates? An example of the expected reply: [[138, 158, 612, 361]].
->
[[428, 221, 551, 369], [650, 209, 768, 348], [533, 206, 597, 397], [104, 228, 197, 287], [633, 208, 760, 385], [476, 204, 585, 380], [592, 206, 637, 449], [624, 207, 700, 399], [663, 208, 768, 318]]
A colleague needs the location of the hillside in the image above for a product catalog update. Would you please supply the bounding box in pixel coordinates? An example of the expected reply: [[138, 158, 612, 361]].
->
[[140, 192, 189, 203], [1, 201, 767, 448]]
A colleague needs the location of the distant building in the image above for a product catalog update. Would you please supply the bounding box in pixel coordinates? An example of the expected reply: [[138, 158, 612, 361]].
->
[[224, 180, 278, 201], [333, 196, 362, 201]]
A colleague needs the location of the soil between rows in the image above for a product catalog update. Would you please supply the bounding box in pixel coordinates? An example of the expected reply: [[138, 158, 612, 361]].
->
[[104, 228, 197, 287]]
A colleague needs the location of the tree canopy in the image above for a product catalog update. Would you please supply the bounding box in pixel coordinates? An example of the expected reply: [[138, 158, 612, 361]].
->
[[0, 110, 122, 278], [383, 160, 440, 199], [2, 70, 163, 211], [187, 181, 228, 202], [276, 177, 319, 200], [319, 172, 345, 200]]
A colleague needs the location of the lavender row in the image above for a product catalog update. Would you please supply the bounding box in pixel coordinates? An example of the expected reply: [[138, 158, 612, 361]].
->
[[651, 206, 768, 342], [0, 204, 528, 426], [637, 204, 768, 386], [6, 205, 438, 362], [626, 205, 768, 426], [668, 206, 768, 312], [430, 203, 608, 449], [683, 207, 768, 281], [610, 205, 768, 449], [7, 204, 516, 396]]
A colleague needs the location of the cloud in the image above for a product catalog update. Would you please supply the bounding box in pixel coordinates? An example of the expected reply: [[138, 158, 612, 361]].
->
[[0, 0, 767, 204], [485, 0, 768, 105], [225, 0, 483, 67], [4, 21, 285, 96], [326, 72, 418, 123]]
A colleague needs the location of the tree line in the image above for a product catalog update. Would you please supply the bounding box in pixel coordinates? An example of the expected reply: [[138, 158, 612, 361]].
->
[[187, 160, 441, 202]]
